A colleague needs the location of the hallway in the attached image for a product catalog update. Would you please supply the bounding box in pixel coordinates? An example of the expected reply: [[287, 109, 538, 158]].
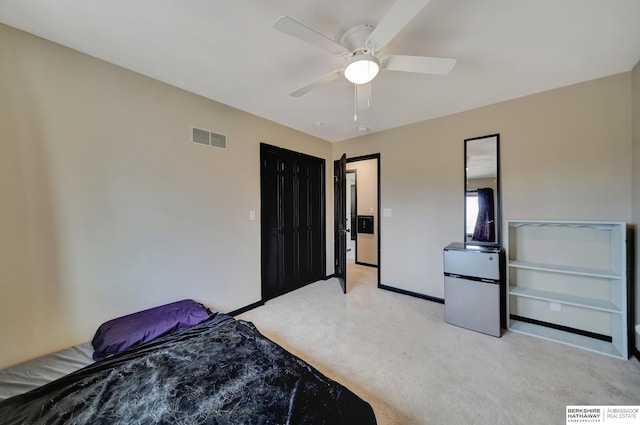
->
[[347, 255, 377, 292]]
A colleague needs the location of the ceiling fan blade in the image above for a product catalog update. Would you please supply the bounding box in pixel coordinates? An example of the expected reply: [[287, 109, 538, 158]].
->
[[381, 55, 457, 75], [356, 82, 372, 111], [289, 69, 343, 97], [366, 0, 432, 52], [274, 16, 349, 57]]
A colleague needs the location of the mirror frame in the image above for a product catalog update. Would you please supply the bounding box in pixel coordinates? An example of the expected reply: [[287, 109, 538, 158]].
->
[[464, 133, 501, 247]]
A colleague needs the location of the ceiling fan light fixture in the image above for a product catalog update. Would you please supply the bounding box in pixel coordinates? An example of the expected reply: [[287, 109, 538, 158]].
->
[[344, 54, 380, 85]]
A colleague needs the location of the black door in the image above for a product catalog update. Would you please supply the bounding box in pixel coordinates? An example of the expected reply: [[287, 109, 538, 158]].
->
[[261, 144, 325, 301], [334, 154, 347, 293], [296, 158, 324, 285]]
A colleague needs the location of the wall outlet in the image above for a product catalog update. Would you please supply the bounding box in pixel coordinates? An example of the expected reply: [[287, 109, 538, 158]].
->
[[550, 302, 562, 312]]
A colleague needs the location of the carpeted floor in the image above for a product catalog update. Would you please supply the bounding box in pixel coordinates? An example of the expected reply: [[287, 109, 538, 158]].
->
[[237, 262, 640, 425]]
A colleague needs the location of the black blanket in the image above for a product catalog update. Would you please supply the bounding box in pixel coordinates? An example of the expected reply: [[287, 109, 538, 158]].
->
[[0, 314, 376, 424]]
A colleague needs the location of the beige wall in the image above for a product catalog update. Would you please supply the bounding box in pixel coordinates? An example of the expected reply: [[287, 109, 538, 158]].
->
[[632, 59, 640, 352], [0, 24, 333, 369], [346, 159, 378, 266], [334, 73, 632, 298]]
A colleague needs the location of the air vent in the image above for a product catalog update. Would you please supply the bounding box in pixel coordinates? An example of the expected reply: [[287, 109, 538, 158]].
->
[[191, 127, 227, 150]]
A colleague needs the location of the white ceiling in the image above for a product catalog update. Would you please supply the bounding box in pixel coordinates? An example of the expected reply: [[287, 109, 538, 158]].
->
[[1, 0, 639, 142]]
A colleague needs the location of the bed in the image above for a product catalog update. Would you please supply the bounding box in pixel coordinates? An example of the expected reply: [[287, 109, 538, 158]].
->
[[0, 300, 376, 424]]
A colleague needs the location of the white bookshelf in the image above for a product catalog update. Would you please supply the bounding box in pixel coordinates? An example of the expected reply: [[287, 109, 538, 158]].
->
[[506, 220, 628, 359]]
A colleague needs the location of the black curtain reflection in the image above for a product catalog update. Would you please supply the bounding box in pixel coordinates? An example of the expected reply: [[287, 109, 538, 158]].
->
[[472, 188, 495, 242]]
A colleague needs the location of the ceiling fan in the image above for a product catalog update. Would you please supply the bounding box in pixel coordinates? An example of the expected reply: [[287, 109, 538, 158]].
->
[[273, 0, 457, 120]]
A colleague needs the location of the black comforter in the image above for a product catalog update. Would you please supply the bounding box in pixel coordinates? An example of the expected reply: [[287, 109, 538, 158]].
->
[[0, 314, 376, 424]]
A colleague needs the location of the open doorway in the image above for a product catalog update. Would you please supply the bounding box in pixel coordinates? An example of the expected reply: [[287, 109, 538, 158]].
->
[[345, 154, 380, 289], [346, 171, 356, 262]]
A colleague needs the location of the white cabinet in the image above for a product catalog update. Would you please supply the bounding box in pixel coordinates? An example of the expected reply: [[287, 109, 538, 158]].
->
[[506, 220, 628, 359]]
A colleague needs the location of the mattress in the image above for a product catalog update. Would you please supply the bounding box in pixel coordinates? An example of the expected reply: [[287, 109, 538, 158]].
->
[[0, 341, 94, 402], [0, 314, 376, 424]]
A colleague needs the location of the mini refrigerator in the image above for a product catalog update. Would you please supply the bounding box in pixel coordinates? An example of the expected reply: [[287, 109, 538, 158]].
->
[[443, 242, 504, 337]]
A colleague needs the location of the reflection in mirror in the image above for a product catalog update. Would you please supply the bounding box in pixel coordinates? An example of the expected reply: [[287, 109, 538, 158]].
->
[[464, 134, 500, 246]]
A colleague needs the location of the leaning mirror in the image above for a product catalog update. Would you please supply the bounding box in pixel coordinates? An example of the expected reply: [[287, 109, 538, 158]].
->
[[464, 134, 500, 246]]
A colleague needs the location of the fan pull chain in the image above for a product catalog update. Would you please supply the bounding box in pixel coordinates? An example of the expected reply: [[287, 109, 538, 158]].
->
[[354, 84, 358, 122]]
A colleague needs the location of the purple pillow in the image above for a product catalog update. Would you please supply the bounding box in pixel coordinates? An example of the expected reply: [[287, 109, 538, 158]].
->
[[91, 299, 212, 361]]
